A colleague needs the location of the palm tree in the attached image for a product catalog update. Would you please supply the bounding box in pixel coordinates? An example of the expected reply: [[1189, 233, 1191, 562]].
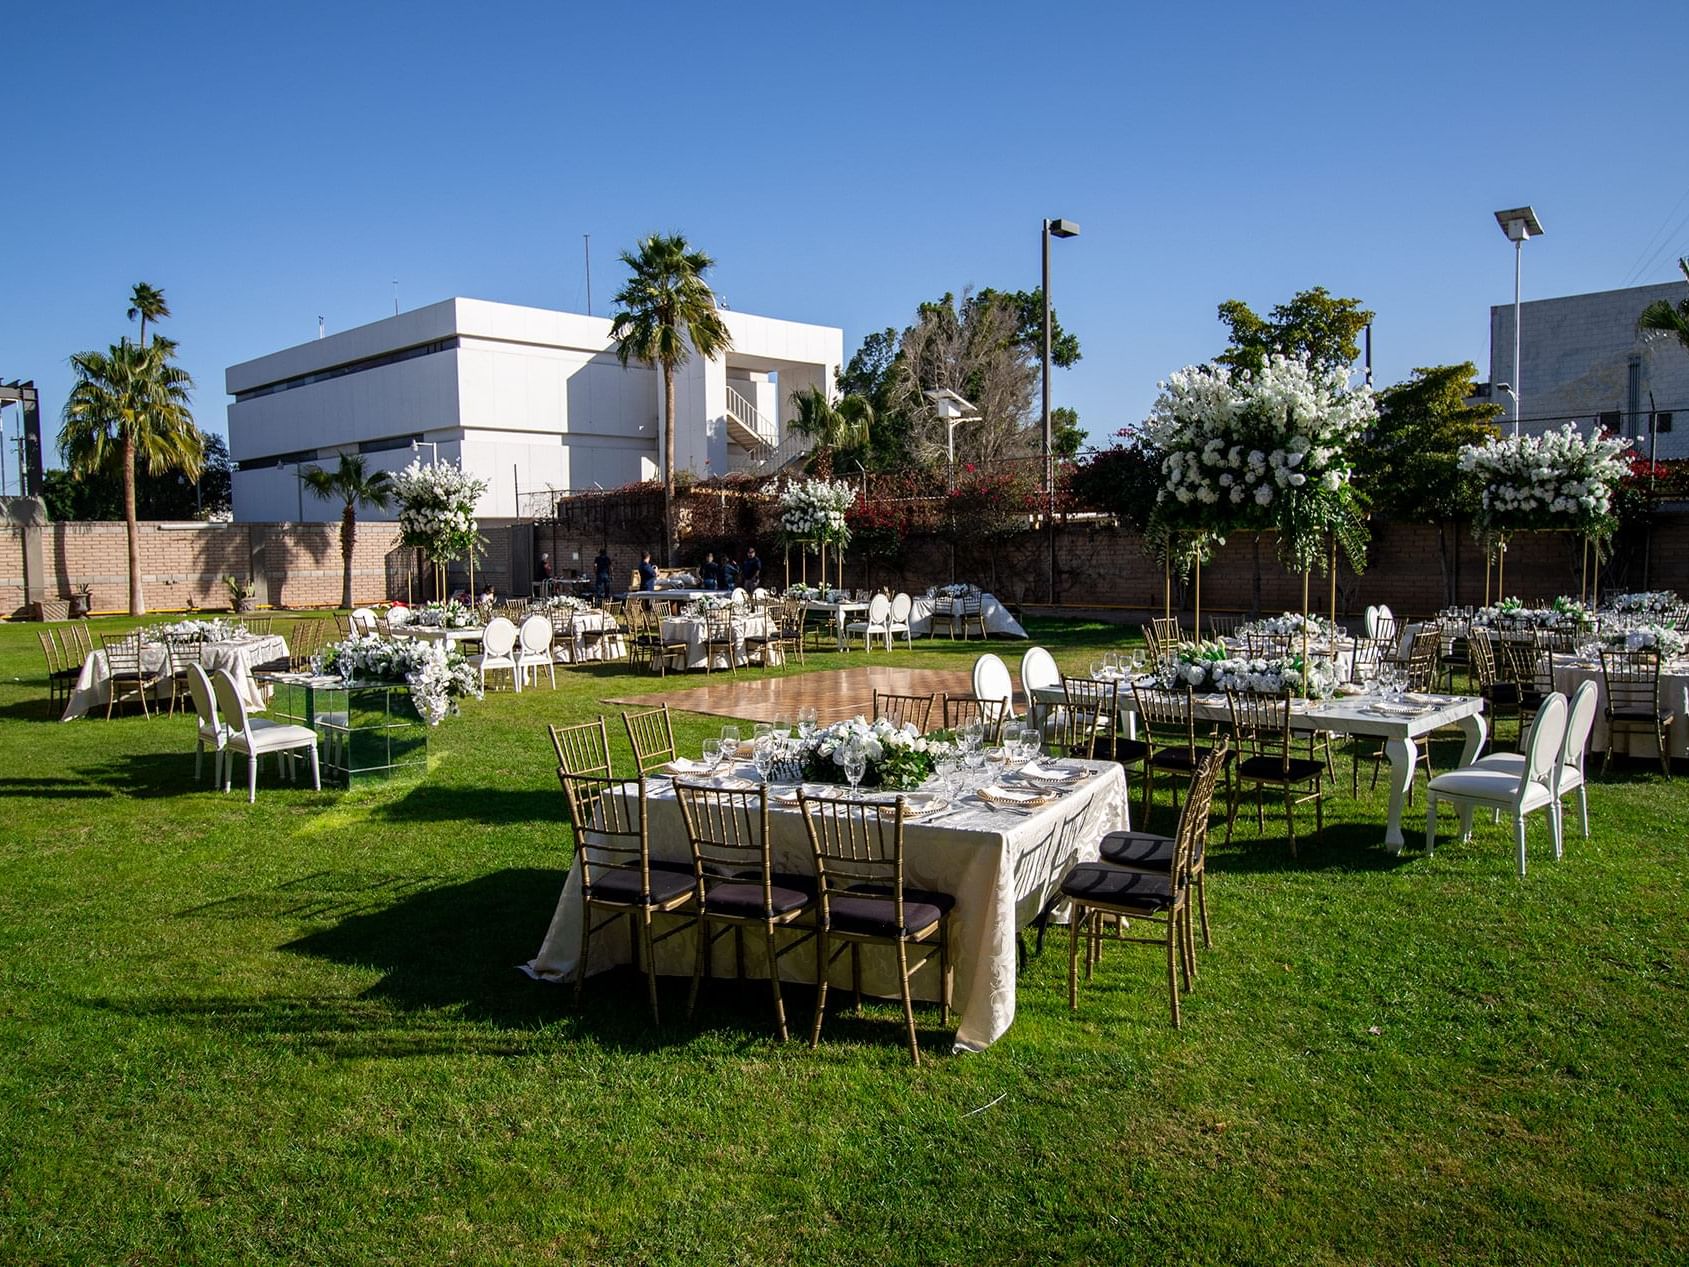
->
[[609, 234, 732, 562], [1638, 258, 1689, 353], [301, 454, 394, 610], [60, 338, 200, 615], [787, 385, 874, 477], [127, 282, 170, 348]]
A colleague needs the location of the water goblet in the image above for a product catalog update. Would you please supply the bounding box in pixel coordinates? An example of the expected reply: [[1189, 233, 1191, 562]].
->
[[962, 745, 987, 789], [797, 706, 818, 738], [843, 747, 867, 796], [753, 722, 774, 747], [702, 738, 722, 772], [753, 737, 777, 784], [719, 725, 741, 759], [772, 714, 793, 742], [1089, 660, 1104, 680]]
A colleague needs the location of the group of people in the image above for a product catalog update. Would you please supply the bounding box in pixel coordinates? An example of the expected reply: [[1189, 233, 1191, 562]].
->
[[537, 546, 765, 601]]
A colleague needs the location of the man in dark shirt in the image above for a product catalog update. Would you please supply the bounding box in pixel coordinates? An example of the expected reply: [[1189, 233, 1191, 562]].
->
[[637, 551, 657, 591], [700, 552, 722, 591], [536, 552, 554, 596], [593, 547, 614, 603], [741, 547, 763, 590], [723, 555, 740, 590]]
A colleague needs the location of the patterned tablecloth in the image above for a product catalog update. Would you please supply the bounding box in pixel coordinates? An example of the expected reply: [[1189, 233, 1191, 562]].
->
[[62, 634, 290, 720], [524, 759, 1128, 1051]]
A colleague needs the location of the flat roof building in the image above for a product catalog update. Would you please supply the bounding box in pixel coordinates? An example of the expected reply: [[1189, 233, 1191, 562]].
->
[[225, 297, 841, 522]]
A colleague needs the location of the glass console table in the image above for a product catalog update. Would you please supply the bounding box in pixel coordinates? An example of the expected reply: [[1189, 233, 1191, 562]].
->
[[258, 673, 428, 785]]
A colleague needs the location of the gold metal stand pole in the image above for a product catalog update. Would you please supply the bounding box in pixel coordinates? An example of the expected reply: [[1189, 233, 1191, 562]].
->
[[1581, 536, 1589, 605], [1497, 544, 1505, 600], [1194, 556, 1202, 641], [1329, 534, 1338, 628], [1301, 569, 1312, 698], [1163, 553, 1171, 623]]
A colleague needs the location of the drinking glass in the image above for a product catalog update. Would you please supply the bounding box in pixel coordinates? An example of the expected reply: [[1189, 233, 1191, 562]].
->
[[1103, 651, 1119, 674], [753, 722, 774, 746], [1089, 659, 1103, 680], [797, 707, 818, 738], [959, 720, 983, 753], [772, 714, 793, 742], [719, 725, 741, 759], [702, 738, 722, 771], [753, 737, 776, 784], [962, 746, 987, 788], [843, 747, 867, 795]]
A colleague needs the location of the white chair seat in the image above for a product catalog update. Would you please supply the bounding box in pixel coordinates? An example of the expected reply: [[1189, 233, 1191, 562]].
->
[[231, 722, 321, 755], [1464, 751, 1587, 793], [1427, 768, 1556, 812]]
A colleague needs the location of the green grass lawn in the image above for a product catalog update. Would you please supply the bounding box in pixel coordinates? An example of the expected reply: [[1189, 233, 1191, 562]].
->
[[0, 614, 1684, 1265]]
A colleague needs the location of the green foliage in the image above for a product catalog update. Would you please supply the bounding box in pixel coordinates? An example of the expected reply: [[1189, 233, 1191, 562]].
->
[[302, 453, 398, 608], [1216, 286, 1374, 374], [59, 339, 200, 486], [1360, 363, 1502, 522], [1068, 440, 1163, 531], [974, 286, 1081, 368], [1636, 257, 1689, 353], [1051, 405, 1084, 460], [788, 386, 874, 476], [41, 430, 229, 521]]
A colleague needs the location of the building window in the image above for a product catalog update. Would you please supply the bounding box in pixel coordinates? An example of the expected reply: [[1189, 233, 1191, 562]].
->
[[233, 337, 461, 402], [1598, 411, 1621, 434], [1657, 412, 1674, 434]]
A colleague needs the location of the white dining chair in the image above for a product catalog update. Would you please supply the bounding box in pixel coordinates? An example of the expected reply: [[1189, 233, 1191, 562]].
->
[[1364, 605, 1379, 639], [1019, 645, 1063, 736], [210, 668, 322, 803], [516, 614, 556, 689], [186, 663, 228, 786], [1426, 691, 1567, 876], [384, 606, 412, 636], [473, 617, 522, 692], [845, 593, 894, 652], [972, 652, 1016, 722], [886, 592, 914, 650], [730, 587, 748, 606], [1460, 678, 1598, 842], [349, 607, 379, 635]]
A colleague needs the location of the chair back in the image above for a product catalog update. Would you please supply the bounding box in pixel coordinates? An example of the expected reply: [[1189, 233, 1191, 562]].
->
[[941, 693, 1007, 742], [385, 606, 411, 629], [1560, 678, 1599, 774], [1245, 631, 1293, 659], [960, 590, 983, 617], [517, 614, 553, 658], [872, 690, 934, 732], [866, 593, 891, 626], [101, 632, 147, 676], [1173, 740, 1230, 878], [1496, 634, 1551, 695], [730, 587, 748, 606], [1208, 615, 1242, 639], [1469, 628, 1501, 690], [797, 790, 909, 929], [1225, 688, 1294, 772], [1405, 630, 1442, 692], [1019, 646, 1061, 699], [548, 718, 613, 778], [187, 663, 222, 738], [1519, 692, 1569, 807], [1599, 648, 1663, 719], [209, 668, 253, 742], [1351, 637, 1388, 685], [482, 617, 518, 657], [349, 607, 378, 635], [1056, 676, 1113, 757], [556, 772, 657, 899], [622, 705, 678, 772], [674, 782, 774, 907], [890, 592, 913, 624], [1375, 603, 1395, 629], [1133, 682, 1198, 759], [972, 652, 1014, 713], [37, 630, 66, 675], [1364, 604, 1379, 638]]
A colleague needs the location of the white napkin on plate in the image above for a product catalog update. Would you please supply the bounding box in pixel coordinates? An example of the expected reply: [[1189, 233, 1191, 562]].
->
[[977, 784, 1047, 807], [1020, 761, 1079, 783]]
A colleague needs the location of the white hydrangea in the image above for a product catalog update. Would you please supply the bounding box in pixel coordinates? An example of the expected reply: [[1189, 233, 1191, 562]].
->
[[320, 634, 483, 726], [1458, 425, 1631, 535], [776, 478, 855, 546]]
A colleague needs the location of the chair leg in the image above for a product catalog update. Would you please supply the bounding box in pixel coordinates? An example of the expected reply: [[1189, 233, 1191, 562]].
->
[[810, 929, 830, 1048], [1166, 914, 1181, 1028], [1196, 871, 1212, 948], [896, 939, 920, 1067], [1513, 815, 1528, 877], [640, 912, 660, 1025], [248, 752, 258, 803], [764, 925, 789, 1041], [308, 743, 321, 791], [688, 915, 710, 1022], [939, 921, 952, 1026], [1578, 785, 1589, 839]]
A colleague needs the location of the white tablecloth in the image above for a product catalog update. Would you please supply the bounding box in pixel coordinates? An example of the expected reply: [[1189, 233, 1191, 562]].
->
[[555, 611, 622, 662], [912, 594, 1027, 639], [407, 625, 485, 648], [62, 634, 289, 721], [659, 613, 774, 669], [1552, 657, 1689, 760], [523, 759, 1128, 1050]]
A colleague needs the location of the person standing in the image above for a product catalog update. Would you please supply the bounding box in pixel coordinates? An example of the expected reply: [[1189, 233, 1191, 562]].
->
[[637, 550, 657, 592], [700, 551, 722, 591], [536, 552, 554, 598], [741, 546, 763, 591], [723, 554, 740, 591], [593, 547, 614, 603]]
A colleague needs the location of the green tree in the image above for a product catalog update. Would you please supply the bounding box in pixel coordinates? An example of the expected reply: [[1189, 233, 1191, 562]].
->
[[787, 386, 874, 478], [1637, 258, 1689, 353], [1051, 406, 1084, 460], [127, 282, 170, 348], [302, 453, 395, 609], [1360, 362, 1503, 603], [609, 234, 733, 562], [975, 286, 1081, 368], [1216, 287, 1374, 375], [43, 430, 230, 521], [59, 337, 200, 615]]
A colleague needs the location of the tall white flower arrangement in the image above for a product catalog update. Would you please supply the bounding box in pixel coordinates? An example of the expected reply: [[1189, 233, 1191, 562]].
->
[[392, 459, 489, 567], [1457, 424, 1631, 542], [1143, 354, 1375, 572], [776, 478, 855, 547]]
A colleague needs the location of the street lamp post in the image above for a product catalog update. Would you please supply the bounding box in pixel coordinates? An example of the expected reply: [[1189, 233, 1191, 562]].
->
[[411, 438, 439, 465], [1041, 217, 1079, 605], [1493, 206, 1544, 437], [924, 387, 979, 473]]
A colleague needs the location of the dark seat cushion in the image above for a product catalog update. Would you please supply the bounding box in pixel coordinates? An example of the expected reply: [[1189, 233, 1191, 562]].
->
[[1060, 863, 1179, 913], [1098, 830, 1175, 870], [583, 862, 694, 906], [824, 884, 954, 938], [1149, 746, 1212, 771], [1086, 736, 1149, 763], [1609, 709, 1673, 723], [1237, 754, 1325, 782], [703, 880, 811, 919]]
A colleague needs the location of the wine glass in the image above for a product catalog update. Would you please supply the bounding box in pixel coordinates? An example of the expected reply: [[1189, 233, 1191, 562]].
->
[[959, 719, 983, 753], [753, 722, 774, 747], [701, 738, 722, 771], [797, 706, 818, 738], [772, 714, 793, 742], [843, 747, 867, 796], [1089, 659, 1103, 680], [753, 737, 777, 784], [719, 725, 741, 760]]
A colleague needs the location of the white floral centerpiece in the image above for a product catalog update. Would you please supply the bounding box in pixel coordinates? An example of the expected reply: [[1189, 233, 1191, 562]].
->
[[1458, 424, 1631, 543], [1552, 595, 1595, 628], [783, 583, 823, 601], [319, 634, 483, 726], [1470, 598, 1561, 631], [688, 595, 732, 617], [799, 716, 951, 790], [411, 599, 476, 629], [536, 594, 590, 613], [937, 582, 978, 597], [777, 478, 855, 548], [1238, 611, 1338, 640], [1156, 640, 1340, 700], [1599, 624, 1686, 660], [1605, 590, 1678, 616], [1142, 354, 1375, 573], [392, 459, 489, 572], [156, 618, 236, 643]]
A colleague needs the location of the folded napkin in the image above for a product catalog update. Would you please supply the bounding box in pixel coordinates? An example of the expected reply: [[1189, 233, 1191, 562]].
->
[[1019, 760, 1080, 783], [1402, 692, 1444, 706], [660, 758, 714, 776], [1364, 702, 1426, 718], [977, 784, 1053, 808]]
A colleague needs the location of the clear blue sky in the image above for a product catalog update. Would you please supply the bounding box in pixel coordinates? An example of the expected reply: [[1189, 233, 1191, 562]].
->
[[5, 0, 1685, 483]]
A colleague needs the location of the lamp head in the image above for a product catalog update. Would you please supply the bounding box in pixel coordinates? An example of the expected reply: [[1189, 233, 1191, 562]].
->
[[1046, 218, 1080, 239], [1493, 206, 1543, 242]]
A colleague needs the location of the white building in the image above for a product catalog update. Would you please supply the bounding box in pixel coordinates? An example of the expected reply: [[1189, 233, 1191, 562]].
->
[[225, 297, 842, 522], [1484, 278, 1689, 460]]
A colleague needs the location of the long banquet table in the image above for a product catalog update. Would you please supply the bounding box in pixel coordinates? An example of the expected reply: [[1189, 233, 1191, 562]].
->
[[1030, 681, 1486, 851], [523, 758, 1128, 1051], [62, 633, 289, 721]]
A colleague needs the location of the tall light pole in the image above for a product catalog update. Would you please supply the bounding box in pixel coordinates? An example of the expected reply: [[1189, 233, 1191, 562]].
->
[[1042, 217, 1079, 604], [1494, 206, 1544, 437]]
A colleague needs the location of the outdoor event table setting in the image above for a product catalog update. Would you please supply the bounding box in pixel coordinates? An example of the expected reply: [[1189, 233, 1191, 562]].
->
[[1029, 673, 1486, 851], [658, 608, 773, 670], [1549, 648, 1689, 760], [407, 624, 486, 650], [799, 596, 870, 649], [913, 590, 1028, 639], [61, 620, 289, 721], [524, 722, 1129, 1051]]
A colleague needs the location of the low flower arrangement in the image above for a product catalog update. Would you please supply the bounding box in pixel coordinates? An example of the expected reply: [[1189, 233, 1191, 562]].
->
[[1599, 624, 1686, 659], [1552, 595, 1595, 627], [536, 594, 590, 613], [937, 582, 979, 597], [799, 716, 952, 791], [1156, 640, 1340, 699], [411, 600, 476, 629], [1238, 611, 1338, 640], [688, 595, 732, 617], [319, 634, 483, 726], [1470, 598, 1562, 631], [1458, 424, 1632, 541], [1605, 590, 1678, 616], [783, 584, 823, 601], [156, 618, 236, 643]]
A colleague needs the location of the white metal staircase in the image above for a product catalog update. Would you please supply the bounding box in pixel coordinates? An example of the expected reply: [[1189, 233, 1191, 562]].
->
[[723, 385, 812, 472]]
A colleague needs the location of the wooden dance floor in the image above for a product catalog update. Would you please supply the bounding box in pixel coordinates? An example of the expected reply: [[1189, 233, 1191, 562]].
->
[[604, 666, 988, 725]]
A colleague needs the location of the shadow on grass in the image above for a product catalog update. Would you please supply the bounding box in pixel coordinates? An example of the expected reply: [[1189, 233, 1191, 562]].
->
[[0, 696, 68, 723], [76, 751, 208, 799], [1205, 821, 1420, 875], [374, 780, 560, 828], [0, 775, 114, 799]]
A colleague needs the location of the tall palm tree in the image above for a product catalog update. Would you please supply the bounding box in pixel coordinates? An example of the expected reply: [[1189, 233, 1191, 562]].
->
[[60, 338, 200, 615], [1638, 258, 1689, 353], [127, 282, 170, 348], [609, 234, 732, 562], [301, 453, 395, 610], [787, 385, 874, 477]]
